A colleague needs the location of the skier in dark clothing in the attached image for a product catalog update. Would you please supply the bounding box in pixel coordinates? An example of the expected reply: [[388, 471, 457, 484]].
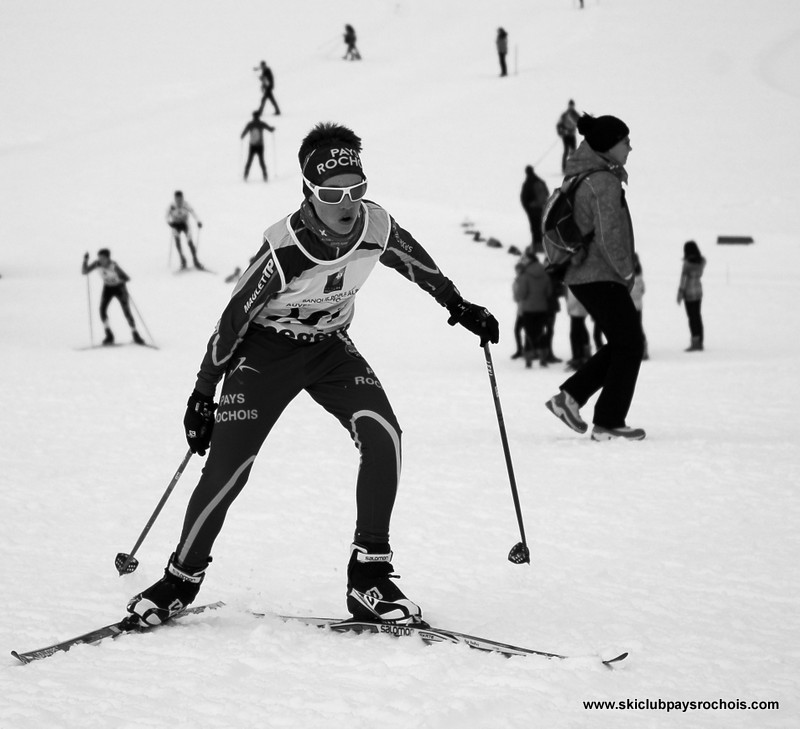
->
[[557, 100, 580, 173], [255, 61, 280, 115], [126, 122, 499, 629], [544, 113, 646, 441], [82, 249, 144, 345], [343, 25, 361, 60], [496, 28, 509, 76], [241, 111, 275, 182], [519, 165, 549, 251]]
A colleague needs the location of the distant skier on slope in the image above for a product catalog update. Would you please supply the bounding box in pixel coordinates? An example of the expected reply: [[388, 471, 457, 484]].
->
[[166, 190, 204, 270], [126, 121, 499, 629], [82, 248, 144, 345], [240, 111, 275, 182]]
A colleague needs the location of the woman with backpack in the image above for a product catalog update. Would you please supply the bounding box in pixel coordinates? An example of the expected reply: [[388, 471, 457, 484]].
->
[[544, 113, 646, 441], [677, 240, 706, 351]]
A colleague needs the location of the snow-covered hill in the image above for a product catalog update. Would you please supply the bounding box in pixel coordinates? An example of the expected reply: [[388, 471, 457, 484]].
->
[[1, 1, 798, 727]]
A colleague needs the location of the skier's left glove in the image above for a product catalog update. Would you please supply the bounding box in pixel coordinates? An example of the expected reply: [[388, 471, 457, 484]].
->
[[197, 221, 203, 229], [184, 390, 218, 456], [446, 297, 500, 346]]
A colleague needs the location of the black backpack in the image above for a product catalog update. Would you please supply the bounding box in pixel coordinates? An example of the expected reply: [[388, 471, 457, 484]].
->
[[541, 170, 598, 279]]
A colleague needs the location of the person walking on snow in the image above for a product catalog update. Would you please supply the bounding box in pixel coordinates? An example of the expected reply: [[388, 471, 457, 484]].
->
[[126, 121, 499, 629], [166, 191, 204, 270], [241, 111, 275, 182], [544, 113, 646, 441], [343, 25, 361, 60], [255, 61, 281, 116], [82, 248, 144, 346]]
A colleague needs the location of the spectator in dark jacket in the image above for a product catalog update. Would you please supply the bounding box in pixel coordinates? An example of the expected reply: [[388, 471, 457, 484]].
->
[[513, 249, 552, 368], [520, 165, 549, 251], [496, 28, 509, 76], [255, 61, 280, 116]]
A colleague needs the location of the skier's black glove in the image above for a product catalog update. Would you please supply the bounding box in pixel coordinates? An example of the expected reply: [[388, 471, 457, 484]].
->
[[197, 221, 204, 229], [446, 297, 500, 346], [184, 390, 218, 456]]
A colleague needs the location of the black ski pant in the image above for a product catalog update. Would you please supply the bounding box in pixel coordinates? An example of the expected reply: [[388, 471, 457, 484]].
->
[[244, 144, 267, 181], [100, 284, 135, 329], [174, 329, 402, 570], [561, 281, 644, 428], [259, 87, 280, 115], [170, 223, 200, 266], [684, 299, 703, 341]]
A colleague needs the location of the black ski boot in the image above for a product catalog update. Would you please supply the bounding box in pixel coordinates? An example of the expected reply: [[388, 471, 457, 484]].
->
[[346, 543, 422, 624], [132, 330, 145, 345], [102, 329, 115, 346], [127, 553, 209, 627]]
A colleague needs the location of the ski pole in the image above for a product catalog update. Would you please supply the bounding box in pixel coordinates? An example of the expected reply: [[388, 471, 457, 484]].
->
[[128, 292, 156, 346], [482, 343, 530, 564], [534, 139, 559, 167], [115, 449, 193, 575], [85, 270, 94, 346]]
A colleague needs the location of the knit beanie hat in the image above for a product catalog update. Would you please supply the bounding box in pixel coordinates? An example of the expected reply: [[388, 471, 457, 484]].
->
[[577, 114, 630, 153], [301, 144, 364, 186]]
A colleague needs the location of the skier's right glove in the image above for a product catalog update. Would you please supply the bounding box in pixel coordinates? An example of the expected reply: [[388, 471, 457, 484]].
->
[[184, 390, 218, 456]]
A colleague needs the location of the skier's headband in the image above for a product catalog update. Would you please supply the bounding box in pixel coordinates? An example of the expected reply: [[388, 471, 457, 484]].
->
[[301, 144, 364, 186]]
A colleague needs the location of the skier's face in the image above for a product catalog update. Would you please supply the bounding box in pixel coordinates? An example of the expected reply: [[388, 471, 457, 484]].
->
[[607, 136, 632, 166], [309, 173, 364, 235]]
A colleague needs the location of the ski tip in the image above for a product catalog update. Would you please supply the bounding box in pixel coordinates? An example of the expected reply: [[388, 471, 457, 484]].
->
[[11, 650, 31, 665]]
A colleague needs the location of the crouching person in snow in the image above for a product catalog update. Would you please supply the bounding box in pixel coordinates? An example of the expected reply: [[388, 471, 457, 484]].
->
[[127, 122, 499, 628]]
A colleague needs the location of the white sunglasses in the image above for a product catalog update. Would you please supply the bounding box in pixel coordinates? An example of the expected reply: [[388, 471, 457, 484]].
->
[[303, 176, 368, 204]]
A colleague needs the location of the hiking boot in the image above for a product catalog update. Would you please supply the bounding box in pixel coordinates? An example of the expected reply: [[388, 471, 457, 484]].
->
[[346, 543, 422, 624], [102, 330, 115, 346], [590, 425, 646, 441], [132, 330, 145, 345], [127, 554, 209, 627], [545, 390, 588, 434]]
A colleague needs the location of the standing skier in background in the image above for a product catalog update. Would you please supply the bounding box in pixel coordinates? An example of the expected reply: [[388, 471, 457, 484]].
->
[[241, 111, 276, 182], [255, 61, 281, 116], [557, 100, 580, 173], [166, 191, 204, 270], [82, 249, 144, 346], [126, 121, 499, 629]]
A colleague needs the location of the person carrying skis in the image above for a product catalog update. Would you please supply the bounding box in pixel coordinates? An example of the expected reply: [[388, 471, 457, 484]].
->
[[82, 248, 144, 345], [255, 60, 281, 116], [126, 121, 499, 628], [166, 190, 204, 270], [241, 111, 275, 182]]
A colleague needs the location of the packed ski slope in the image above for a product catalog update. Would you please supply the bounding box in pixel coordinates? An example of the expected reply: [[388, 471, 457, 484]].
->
[[1, 0, 798, 727]]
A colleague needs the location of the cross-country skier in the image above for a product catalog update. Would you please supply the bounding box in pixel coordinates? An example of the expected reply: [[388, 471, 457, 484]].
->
[[166, 191, 204, 270], [556, 100, 581, 173], [240, 111, 275, 182], [81, 249, 144, 345], [126, 122, 499, 628]]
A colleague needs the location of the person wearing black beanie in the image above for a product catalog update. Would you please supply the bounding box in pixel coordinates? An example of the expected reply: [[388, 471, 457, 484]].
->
[[545, 112, 646, 441]]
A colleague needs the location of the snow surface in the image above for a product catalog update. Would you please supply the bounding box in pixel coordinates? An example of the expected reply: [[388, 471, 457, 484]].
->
[[1, 0, 799, 727]]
